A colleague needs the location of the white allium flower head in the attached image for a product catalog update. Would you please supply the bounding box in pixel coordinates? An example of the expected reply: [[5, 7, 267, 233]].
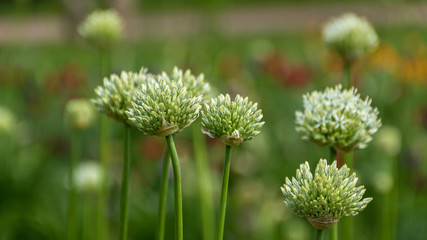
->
[[295, 85, 381, 152], [64, 99, 95, 130], [92, 68, 152, 123], [323, 13, 379, 61], [78, 9, 123, 50], [281, 159, 373, 229], [74, 161, 104, 193], [201, 94, 265, 146], [126, 72, 202, 137], [169, 66, 211, 102]]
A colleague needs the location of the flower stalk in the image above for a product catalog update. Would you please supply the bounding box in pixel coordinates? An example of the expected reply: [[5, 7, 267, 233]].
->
[[315, 229, 324, 240], [166, 135, 183, 240], [216, 145, 232, 240], [67, 131, 80, 240], [119, 123, 131, 240], [157, 151, 171, 240]]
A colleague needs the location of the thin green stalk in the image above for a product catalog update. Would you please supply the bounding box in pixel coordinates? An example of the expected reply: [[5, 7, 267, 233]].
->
[[97, 48, 111, 240], [83, 195, 94, 240], [165, 134, 183, 240], [343, 61, 352, 89], [67, 132, 80, 240], [329, 147, 338, 240], [97, 115, 108, 240], [119, 123, 131, 240], [216, 145, 232, 240], [192, 124, 215, 240], [389, 157, 399, 240], [315, 228, 324, 240], [157, 151, 171, 240], [341, 152, 354, 240]]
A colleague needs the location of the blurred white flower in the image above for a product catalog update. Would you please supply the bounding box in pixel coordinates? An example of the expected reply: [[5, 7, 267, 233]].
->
[[375, 125, 401, 157], [74, 161, 103, 193], [0, 106, 15, 135], [323, 13, 378, 62], [64, 99, 95, 130], [78, 9, 123, 50]]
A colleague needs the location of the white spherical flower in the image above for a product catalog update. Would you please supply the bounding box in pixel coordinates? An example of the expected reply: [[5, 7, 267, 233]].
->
[[126, 74, 202, 137], [323, 13, 379, 61], [201, 94, 265, 146], [74, 161, 104, 193], [295, 85, 381, 152], [78, 9, 123, 50], [64, 99, 95, 130], [281, 159, 372, 229], [92, 68, 152, 123]]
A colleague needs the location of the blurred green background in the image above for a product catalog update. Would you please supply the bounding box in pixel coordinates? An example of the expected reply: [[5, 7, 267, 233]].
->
[[1, 0, 427, 239]]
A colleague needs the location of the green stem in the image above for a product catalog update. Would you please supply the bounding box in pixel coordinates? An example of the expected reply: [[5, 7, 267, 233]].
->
[[216, 145, 232, 240], [97, 48, 111, 240], [83, 195, 94, 240], [157, 151, 171, 240], [329, 147, 336, 163], [119, 124, 131, 240], [341, 153, 354, 240], [329, 147, 338, 240], [67, 132, 80, 240], [331, 224, 338, 240], [165, 135, 183, 240], [97, 115, 108, 240], [192, 124, 215, 240], [389, 157, 399, 240], [315, 228, 324, 240], [343, 61, 352, 89]]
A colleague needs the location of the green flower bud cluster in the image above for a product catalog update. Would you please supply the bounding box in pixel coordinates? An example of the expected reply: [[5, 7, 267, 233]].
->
[[281, 159, 372, 229], [92, 68, 152, 123], [295, 85, 381, 152], [74, 161, 104, 194], [201, 94, 264, 146], [126, 73, 202, 137], [78, 9, 123, 50], [323, 13, 378, 62], [168, 67, 210, 101], [64, 99, 95, 131]]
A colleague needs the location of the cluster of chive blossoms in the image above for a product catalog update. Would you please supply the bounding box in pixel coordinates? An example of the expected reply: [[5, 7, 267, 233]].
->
[[126, 73, 203, 137], [281, 159, 372, 229], [323, 13, 379, 61], [91, 68, 152, 123], [78, 9, 123, 50], [295, 85, 381, 152], [201, 94, 264, 146]]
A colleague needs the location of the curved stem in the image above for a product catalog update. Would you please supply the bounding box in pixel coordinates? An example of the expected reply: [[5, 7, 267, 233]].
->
[[166, 135, 183, 240], [157, 151, 171, 240], [315, 228, 324, 240], [192, 124, 214, 240], [216, 145, 232, 240], [67, 132, 80, 240], [119, 124, 131, 240]]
